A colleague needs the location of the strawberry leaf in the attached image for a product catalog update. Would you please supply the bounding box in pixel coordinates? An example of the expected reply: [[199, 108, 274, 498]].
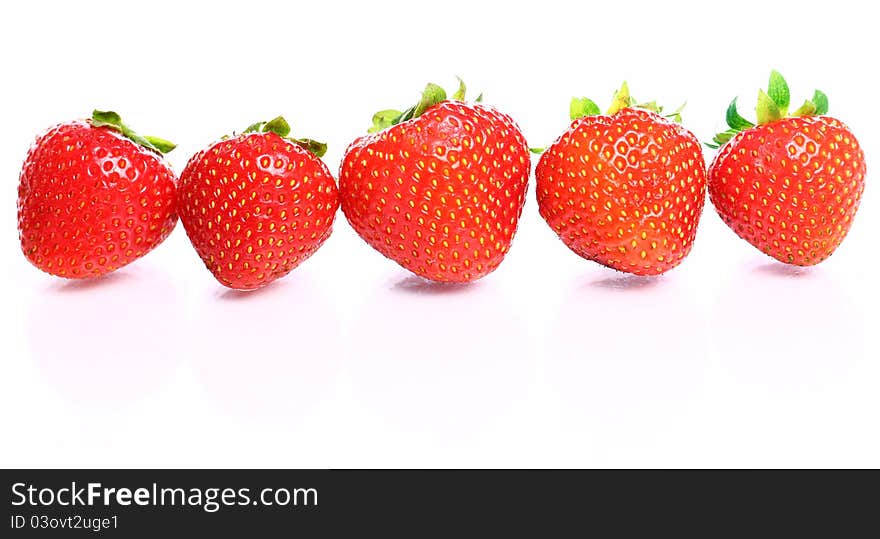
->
[[813, 90, 829, 115], [395, 105, 418, 124], [263, 116, 292, 138], [369, 109, 403, 134], [792, 99, 818, 117], [452, 76, 467, 101], [607, 81, 633, 115], [413, 83, 447, 117], [756, 90, 783, 125], [295, 138, 327, 158], [636, 100, 662, 113], [768, 70, 790, 115], [91, 110, 175, 155], [710, 129, 739, 147], [143, 136, 176, 154], [567, 83, 684, 123], [569, 97, 600, 120], [367, 79, 487, 134], [381, 84, 446, 126], [367, 79, 485, 133], [665, 102, 686, 123], [241, 116, 327, 158], [91, 110, 124, 128], [714, 72, 833, 145], [725, 98, 754, 130]]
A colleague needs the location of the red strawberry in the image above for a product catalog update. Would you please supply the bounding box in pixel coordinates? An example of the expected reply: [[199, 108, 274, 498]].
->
[[339, 80, 530, 282], [707, 71, 866, 265], [535, 83, 707, 275], [178, 117, 339, 290], [18, 110, 178, 278]]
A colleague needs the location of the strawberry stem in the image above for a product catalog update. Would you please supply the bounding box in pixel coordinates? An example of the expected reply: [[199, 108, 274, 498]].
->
[[90, 110, 176, 154], [243, 116, 327, 158]]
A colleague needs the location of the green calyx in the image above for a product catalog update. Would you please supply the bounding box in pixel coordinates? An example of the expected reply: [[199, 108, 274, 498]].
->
[[530, 82, 685, 154], [707, 70, 829, 149], [243, 116, 327, 158], [90, 110, 176, 154], [367, 77, 483, 134], [569, 81, 686, 122]]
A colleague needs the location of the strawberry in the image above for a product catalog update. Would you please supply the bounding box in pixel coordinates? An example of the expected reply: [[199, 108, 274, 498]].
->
[[18, 110, 178, 278], [178, 117, 338, 290], [339, 79, 530, 282], [535, 83, 707, 275], [707, 71, 866, 266]]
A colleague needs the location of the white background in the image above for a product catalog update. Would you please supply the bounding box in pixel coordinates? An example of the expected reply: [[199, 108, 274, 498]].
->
[[1, 0, 877, 467]]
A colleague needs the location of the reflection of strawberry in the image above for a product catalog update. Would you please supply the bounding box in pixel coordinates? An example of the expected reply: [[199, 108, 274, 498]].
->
[[339, 80, 530, 282], [535, 83, 707, 275], [18, 110, 178, 278], [708, 71, 866, 265], [178, 117, 338, 290]]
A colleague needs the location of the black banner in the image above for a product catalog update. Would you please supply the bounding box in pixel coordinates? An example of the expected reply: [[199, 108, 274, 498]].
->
[[1, 469, 875, 536]]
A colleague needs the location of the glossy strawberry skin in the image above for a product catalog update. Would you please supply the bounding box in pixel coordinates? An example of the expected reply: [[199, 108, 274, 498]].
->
[[708, 116, 865, 266], [536, 108, 707, 275], [178, 132, 339, 290], [339, 101, 530, 282], [18, 121, 178, 278]]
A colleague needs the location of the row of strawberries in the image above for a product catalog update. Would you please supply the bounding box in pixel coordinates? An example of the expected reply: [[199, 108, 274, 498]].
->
[[17, 73, 866, 290]]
